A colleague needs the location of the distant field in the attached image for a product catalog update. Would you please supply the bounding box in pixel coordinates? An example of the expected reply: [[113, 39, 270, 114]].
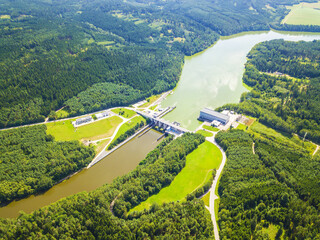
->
[[282, 1, 320, 26], [131, 141, 222, 212], [46, 116, 123, 141]]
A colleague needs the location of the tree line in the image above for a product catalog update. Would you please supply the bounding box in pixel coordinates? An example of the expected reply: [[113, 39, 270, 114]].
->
[[216, 129, 320, 239], [0, 133, 216, 239], [0, 125, 95, 205]]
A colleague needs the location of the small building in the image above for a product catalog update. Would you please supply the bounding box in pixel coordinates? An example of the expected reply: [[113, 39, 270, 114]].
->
[[211, 120, 221, 127], [199, 108, 230, 125], [96, 111, 109, 119], [75, 116, 93, 126]]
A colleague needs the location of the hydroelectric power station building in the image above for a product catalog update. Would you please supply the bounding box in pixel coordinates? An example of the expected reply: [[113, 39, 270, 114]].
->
[[199, 108, 230, 125]]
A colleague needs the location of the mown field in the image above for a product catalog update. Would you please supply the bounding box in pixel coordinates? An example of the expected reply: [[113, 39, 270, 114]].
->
[[131, 140, 222, 212], [46, 116, 123, 141], [282, 1, 320, 25]]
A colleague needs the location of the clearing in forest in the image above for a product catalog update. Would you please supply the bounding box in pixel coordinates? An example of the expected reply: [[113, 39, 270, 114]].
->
[[282, 1, 320, 26], [130, 141, 222, 212]]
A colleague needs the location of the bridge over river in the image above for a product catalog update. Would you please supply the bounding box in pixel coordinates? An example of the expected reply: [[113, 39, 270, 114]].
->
[[136, 108, 190, 136]]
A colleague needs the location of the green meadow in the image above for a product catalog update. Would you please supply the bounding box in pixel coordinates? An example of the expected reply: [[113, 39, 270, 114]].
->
[[109, 116, 146, 144], [196, 130, 214, 137], [131, 140, 222, 212], [203, 125, 219, 132], [46, 116, 123, 141]]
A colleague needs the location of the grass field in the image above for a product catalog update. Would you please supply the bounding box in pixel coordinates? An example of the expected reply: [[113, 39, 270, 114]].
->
[[236, 123, 247, 130], [46, 116, 123, 141], [95, 139, 110, 153], [203, 125, 219, 132], [261, 223, 282, 239], [130, 141, 222, 212], [109, 116, 146, 145], [202, 191, 210, 207], [282, 1, 320, 26], [112, 108, 136, 118], [196, 130, 214, 137], [56, 109, 69, 119], [140, 94, 161, 108]]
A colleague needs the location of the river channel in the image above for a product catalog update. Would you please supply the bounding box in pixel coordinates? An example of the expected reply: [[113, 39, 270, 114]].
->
[[0, 129, 162, 218], [161, 30, 320, 130], [2, 30, 320, 219]]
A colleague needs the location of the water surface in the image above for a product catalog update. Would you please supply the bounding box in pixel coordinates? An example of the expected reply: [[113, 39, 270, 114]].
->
[[161, 30, 320, 130], [0, 129, 162, 218]]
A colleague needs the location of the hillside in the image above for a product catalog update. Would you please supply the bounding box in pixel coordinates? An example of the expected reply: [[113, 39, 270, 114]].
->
[[216, 39, 320, 239], [0, 0, 302, 127]]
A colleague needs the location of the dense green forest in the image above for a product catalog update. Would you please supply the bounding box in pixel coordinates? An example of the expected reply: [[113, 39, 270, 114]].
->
[[216, 129, 320, 239], [0, 125, 95, 205], [0, 0, 308, 127], [0, 133, 216, 239], [218, 40, 320, 143]]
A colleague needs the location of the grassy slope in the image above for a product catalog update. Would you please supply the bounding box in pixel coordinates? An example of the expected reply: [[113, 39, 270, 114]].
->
[[131, 141, 222, 212], [46, 116, 123, 141], [282, 2, 320, 25]]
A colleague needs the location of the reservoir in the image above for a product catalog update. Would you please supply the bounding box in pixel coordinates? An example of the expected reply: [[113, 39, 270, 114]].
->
[[161, 30, 320, 131], [2, 30, 320, 219], [0, 129, 162, 218]]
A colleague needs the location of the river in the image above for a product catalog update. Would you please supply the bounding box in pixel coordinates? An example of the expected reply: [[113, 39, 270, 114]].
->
[[161, 30, 320, 131], [2, 30, 320, 219], [0, 129, 162, 218]]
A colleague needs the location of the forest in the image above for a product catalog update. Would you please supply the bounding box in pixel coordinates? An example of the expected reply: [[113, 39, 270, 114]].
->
[[0, 133, 216, 239], [0, 125, 95, 205], [0, 0, 308, 127], [218, 40, 320, 143], [216, 129, 320, 239]]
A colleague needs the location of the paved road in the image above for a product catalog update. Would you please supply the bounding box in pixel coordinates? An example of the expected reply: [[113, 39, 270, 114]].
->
[[206, 133, 227, 240]]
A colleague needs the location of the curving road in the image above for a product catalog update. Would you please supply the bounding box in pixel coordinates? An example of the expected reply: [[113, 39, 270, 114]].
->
[[206, 133, 227, 240]]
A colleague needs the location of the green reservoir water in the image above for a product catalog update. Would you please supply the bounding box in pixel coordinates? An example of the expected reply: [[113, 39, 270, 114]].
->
[[161, 30, 320, 130], [0, 129, 162, 218]]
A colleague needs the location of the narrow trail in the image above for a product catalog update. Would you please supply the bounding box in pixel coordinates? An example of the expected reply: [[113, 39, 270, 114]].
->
[[110, 193, 122, 216], [313, 145, 319, 157], [206, 133, 227, 240], [252, 142, 255, 155]]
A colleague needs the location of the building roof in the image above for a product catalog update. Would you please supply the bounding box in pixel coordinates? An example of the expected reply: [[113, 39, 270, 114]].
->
[[76, 116, 92, 122], [96, 111, 108, 118], [200, 108, 229, 121]]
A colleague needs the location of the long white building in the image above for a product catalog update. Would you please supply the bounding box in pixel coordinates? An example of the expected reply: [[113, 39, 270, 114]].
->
[[199, 108, 230, 125]]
